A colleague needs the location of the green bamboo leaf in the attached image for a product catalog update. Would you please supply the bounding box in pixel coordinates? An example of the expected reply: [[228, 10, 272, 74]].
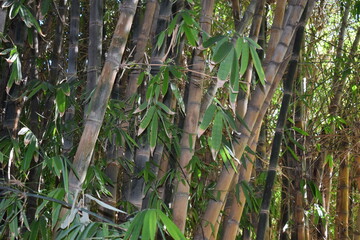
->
[[134, 101, 148, 114], [157, 211, 185, 240], [137, 71, 145, 85], [156, 31, 166, 50], [181, 11, 193, 26], [217, 48, 234, 81], [9, 1, 21, 19], [51, 204, 61, 230], [167, 15, 178, 34], [230, 47, 240, 87], [240, 43, 249, 76], [249, 45, 265, 85], [41, 0, 51, 16], [138, 105, 156, 135], [149, 112, 158, 154], [235, 37, 244, 59], [170, 83, 185, 114], [292, 126, 309, 136], [52, 156, 62, 178], [169, 66, 182, 79], [142, 210, 157, 240], [183, 24, 196, 46], [202, 35, 226, 48], [286, 146, 299, 161], [162, 68, 169, 96], [157, 101, 175, 115], [245, 36, 262, 49], [22, 140, 36, 172], [62, 159, 69, 193], [211, 111, 223, 159], [212, 40, 233, 63], [198, 104, 217, 137], [56, 88, 66, 116], [124, 211, 146, 240]]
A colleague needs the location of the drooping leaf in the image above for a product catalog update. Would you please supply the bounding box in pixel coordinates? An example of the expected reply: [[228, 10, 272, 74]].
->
[[212, 40, 233, 63], [157, 211, 185, 240], [181, 11, 193, 26], [41, 0, 51, 15], [240, 43, 249, 76], [211, 111, 223, 159], [198, 104, 217, 137], [21, 140, 36, 172], [217, 48, 234, 81], [245, 36, 262, 49], [138, 105, 156, 135], [249, 45, 265, 85], [157, 101, 175, 115], [202, 35, 226, 48], [156, 31, 166, 50], [85, 194, 127, 214], [170, 83, 185, 114], [149, 112, 158, 154], [292, 126, 309, 136], [183, 24, 196, 46], [56, 88, 66, 116], [162, 68, 169, 96]]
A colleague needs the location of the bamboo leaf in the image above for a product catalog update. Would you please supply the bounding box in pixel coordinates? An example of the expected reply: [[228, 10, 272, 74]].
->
[[157, 101, 175, 115], [245, 36, 262, 49], [138, 105, 156, 135], [56, 88, 66, 116], [9, 1, 21, 19], [181, 11, 193, 26], [149, 112, 158, 155], [162, 68, 169, 96], [183, 24, 196, 46], [41, 0, 51, 16], [156, 31, 166, 50], [202, 35, 226, 48], [249, 45, 265, 85], [212, 40, 233, 63], [157, 211, 185, 240], [234, 37, 244, 59], [292, 126, 309, 136], [211, 111, 223, 160], [137, 71, 145, 85], [198, 104, 217, 137], [240, 43, 249, 76], [85, 194, 127, 214], [142, 210, 157, 240], [170, 83, 185, 114], [21, 140, 36, 172], [217, 48, 234, 81]]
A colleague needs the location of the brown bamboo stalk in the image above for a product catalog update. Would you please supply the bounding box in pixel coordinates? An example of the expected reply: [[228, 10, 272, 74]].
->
[[354, 155, 360, 240], [199, 0, 258, 122], [335, 153, 350, 239], [264, 0, 286, 63], [172, 0, 215, 232], [194, 1, 309, 238], [67, 0, 139, 199]]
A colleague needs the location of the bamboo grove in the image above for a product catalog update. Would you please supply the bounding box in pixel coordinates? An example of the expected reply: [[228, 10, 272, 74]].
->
[[0, 0, 359, 239]]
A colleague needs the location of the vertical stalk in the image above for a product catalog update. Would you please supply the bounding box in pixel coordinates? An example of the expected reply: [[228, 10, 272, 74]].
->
[[172, 0, 215, 232], [67, 0, 139, 199], [256, 4, 307, 239]]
